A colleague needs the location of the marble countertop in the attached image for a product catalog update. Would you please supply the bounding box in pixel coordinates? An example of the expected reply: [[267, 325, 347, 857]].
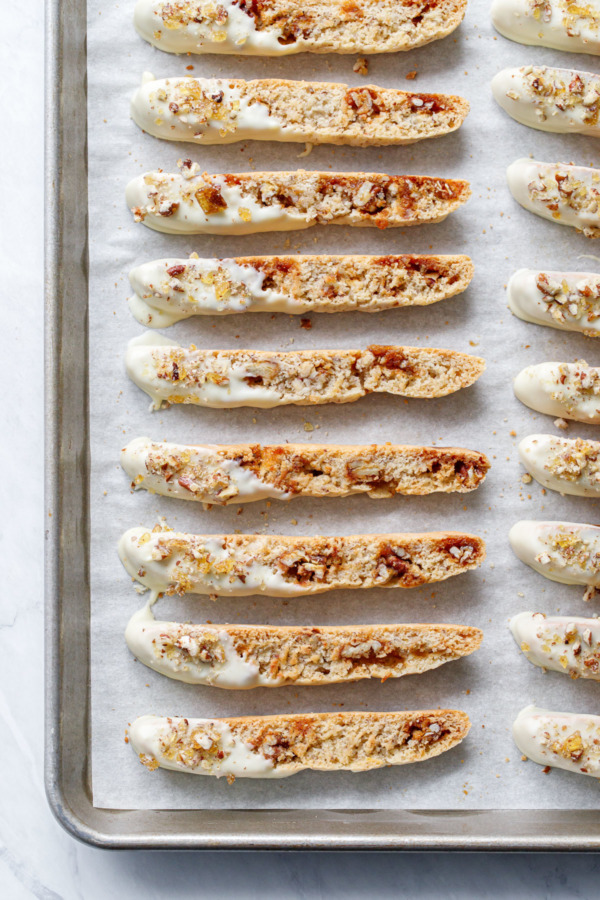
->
[[2, 2, 599, 896]]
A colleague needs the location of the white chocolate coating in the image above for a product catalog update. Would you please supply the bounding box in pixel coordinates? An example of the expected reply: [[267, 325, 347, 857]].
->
[[126, 170, 310, 236], [134, 0, 288, 56], [121, 437, 290, 503], [131, 75, 280, 144], [130, 715, 283, 778], [491, 0, 600, 54], [507, 158, 600, 236], [513, 706, 600, 778], [492, 67, 600, 136], [118, 526, 307, 598], [125, 606, 272, 688], [128, 257, 291, 327], [508, 269, 600, 337], [513, 360, 600, 424], [518, 433, 600, 497], [509, 520, 600, 587], [125, 332, 281, 410], [509, 611, 600, 680]]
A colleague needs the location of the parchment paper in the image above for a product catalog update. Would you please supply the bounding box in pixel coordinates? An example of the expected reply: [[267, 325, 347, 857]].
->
[[88, 0, 600, 809]]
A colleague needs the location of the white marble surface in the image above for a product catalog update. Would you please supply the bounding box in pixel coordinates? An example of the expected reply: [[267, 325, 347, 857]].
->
[[2, 2, 600, 896]]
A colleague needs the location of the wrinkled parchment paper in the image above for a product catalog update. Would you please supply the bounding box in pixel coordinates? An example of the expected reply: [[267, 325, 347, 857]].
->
[[88, 0, 600, 808]]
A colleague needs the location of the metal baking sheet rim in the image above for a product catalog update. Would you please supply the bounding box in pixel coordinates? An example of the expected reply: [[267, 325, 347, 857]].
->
[[43, 0, 600, 850]]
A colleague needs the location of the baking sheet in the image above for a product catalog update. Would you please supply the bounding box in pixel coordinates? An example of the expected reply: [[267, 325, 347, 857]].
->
[[88, 0, 600, 810]]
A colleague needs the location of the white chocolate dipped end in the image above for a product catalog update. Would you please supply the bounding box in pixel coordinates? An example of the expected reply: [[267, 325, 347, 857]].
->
[[134, 0, 286, 55], [129, 257, 289, 326], [127, 169, 307, 236], [125, 332, 281, 410], [491, 0, 600, 55], [509, 520, 600, 591], [118, 527, 486, 599], [513, 706, 600, 778], [132, 74, 277, 145], [133, 0, 468, 57], [118, 527, 306, 599], [492, 67, 600, 136], [130, 710, 471, 779], [126, 168, 471, 236], [510, 612, 600, 680], [513, 361, 600, 424], [507, 159, 600, 237], [125, 606, 483, 689], [508, 269, 600, 337], [125, 606, 266, 688], [128, 254, 474, 327], [130, 715, 282, 779], [518, 434, 600, 498], [121, 437, 291, 504]]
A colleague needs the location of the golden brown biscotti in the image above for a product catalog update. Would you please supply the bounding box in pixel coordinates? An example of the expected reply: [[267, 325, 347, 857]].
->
[[125, 610, 484, 687], [129, 710, 471, 779], [126, 168, 471, 235], [118, 527, 486, 598], [122, 439, 490, 504], [126, 335, 486, 410], [132, 75, 470, 147], [134, 0, 468, 56], [128, 254, 475, 327]]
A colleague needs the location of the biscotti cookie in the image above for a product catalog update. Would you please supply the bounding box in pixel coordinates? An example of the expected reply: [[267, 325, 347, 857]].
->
[[513, 706, 600, 779], [509, 520, 600, 597], [129, 254, 475, 327], [122, 438, 490, 504], [492, 67, 600, 136], [507, 159, 600, 238], [508, 269, 600, 338], [514, 360, 600, 424], [510, 612, 600, 681], [119, 527, 486, 598], [519, 434, 600, 498], [492, 0, 600, 55], [134, 0, 468, 56], [126, 334, 485, 410], [126, 607, 483, 688], [130, 709, 471, 779], [126, 167, 471, 235], [132, 75, 470, 147]]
